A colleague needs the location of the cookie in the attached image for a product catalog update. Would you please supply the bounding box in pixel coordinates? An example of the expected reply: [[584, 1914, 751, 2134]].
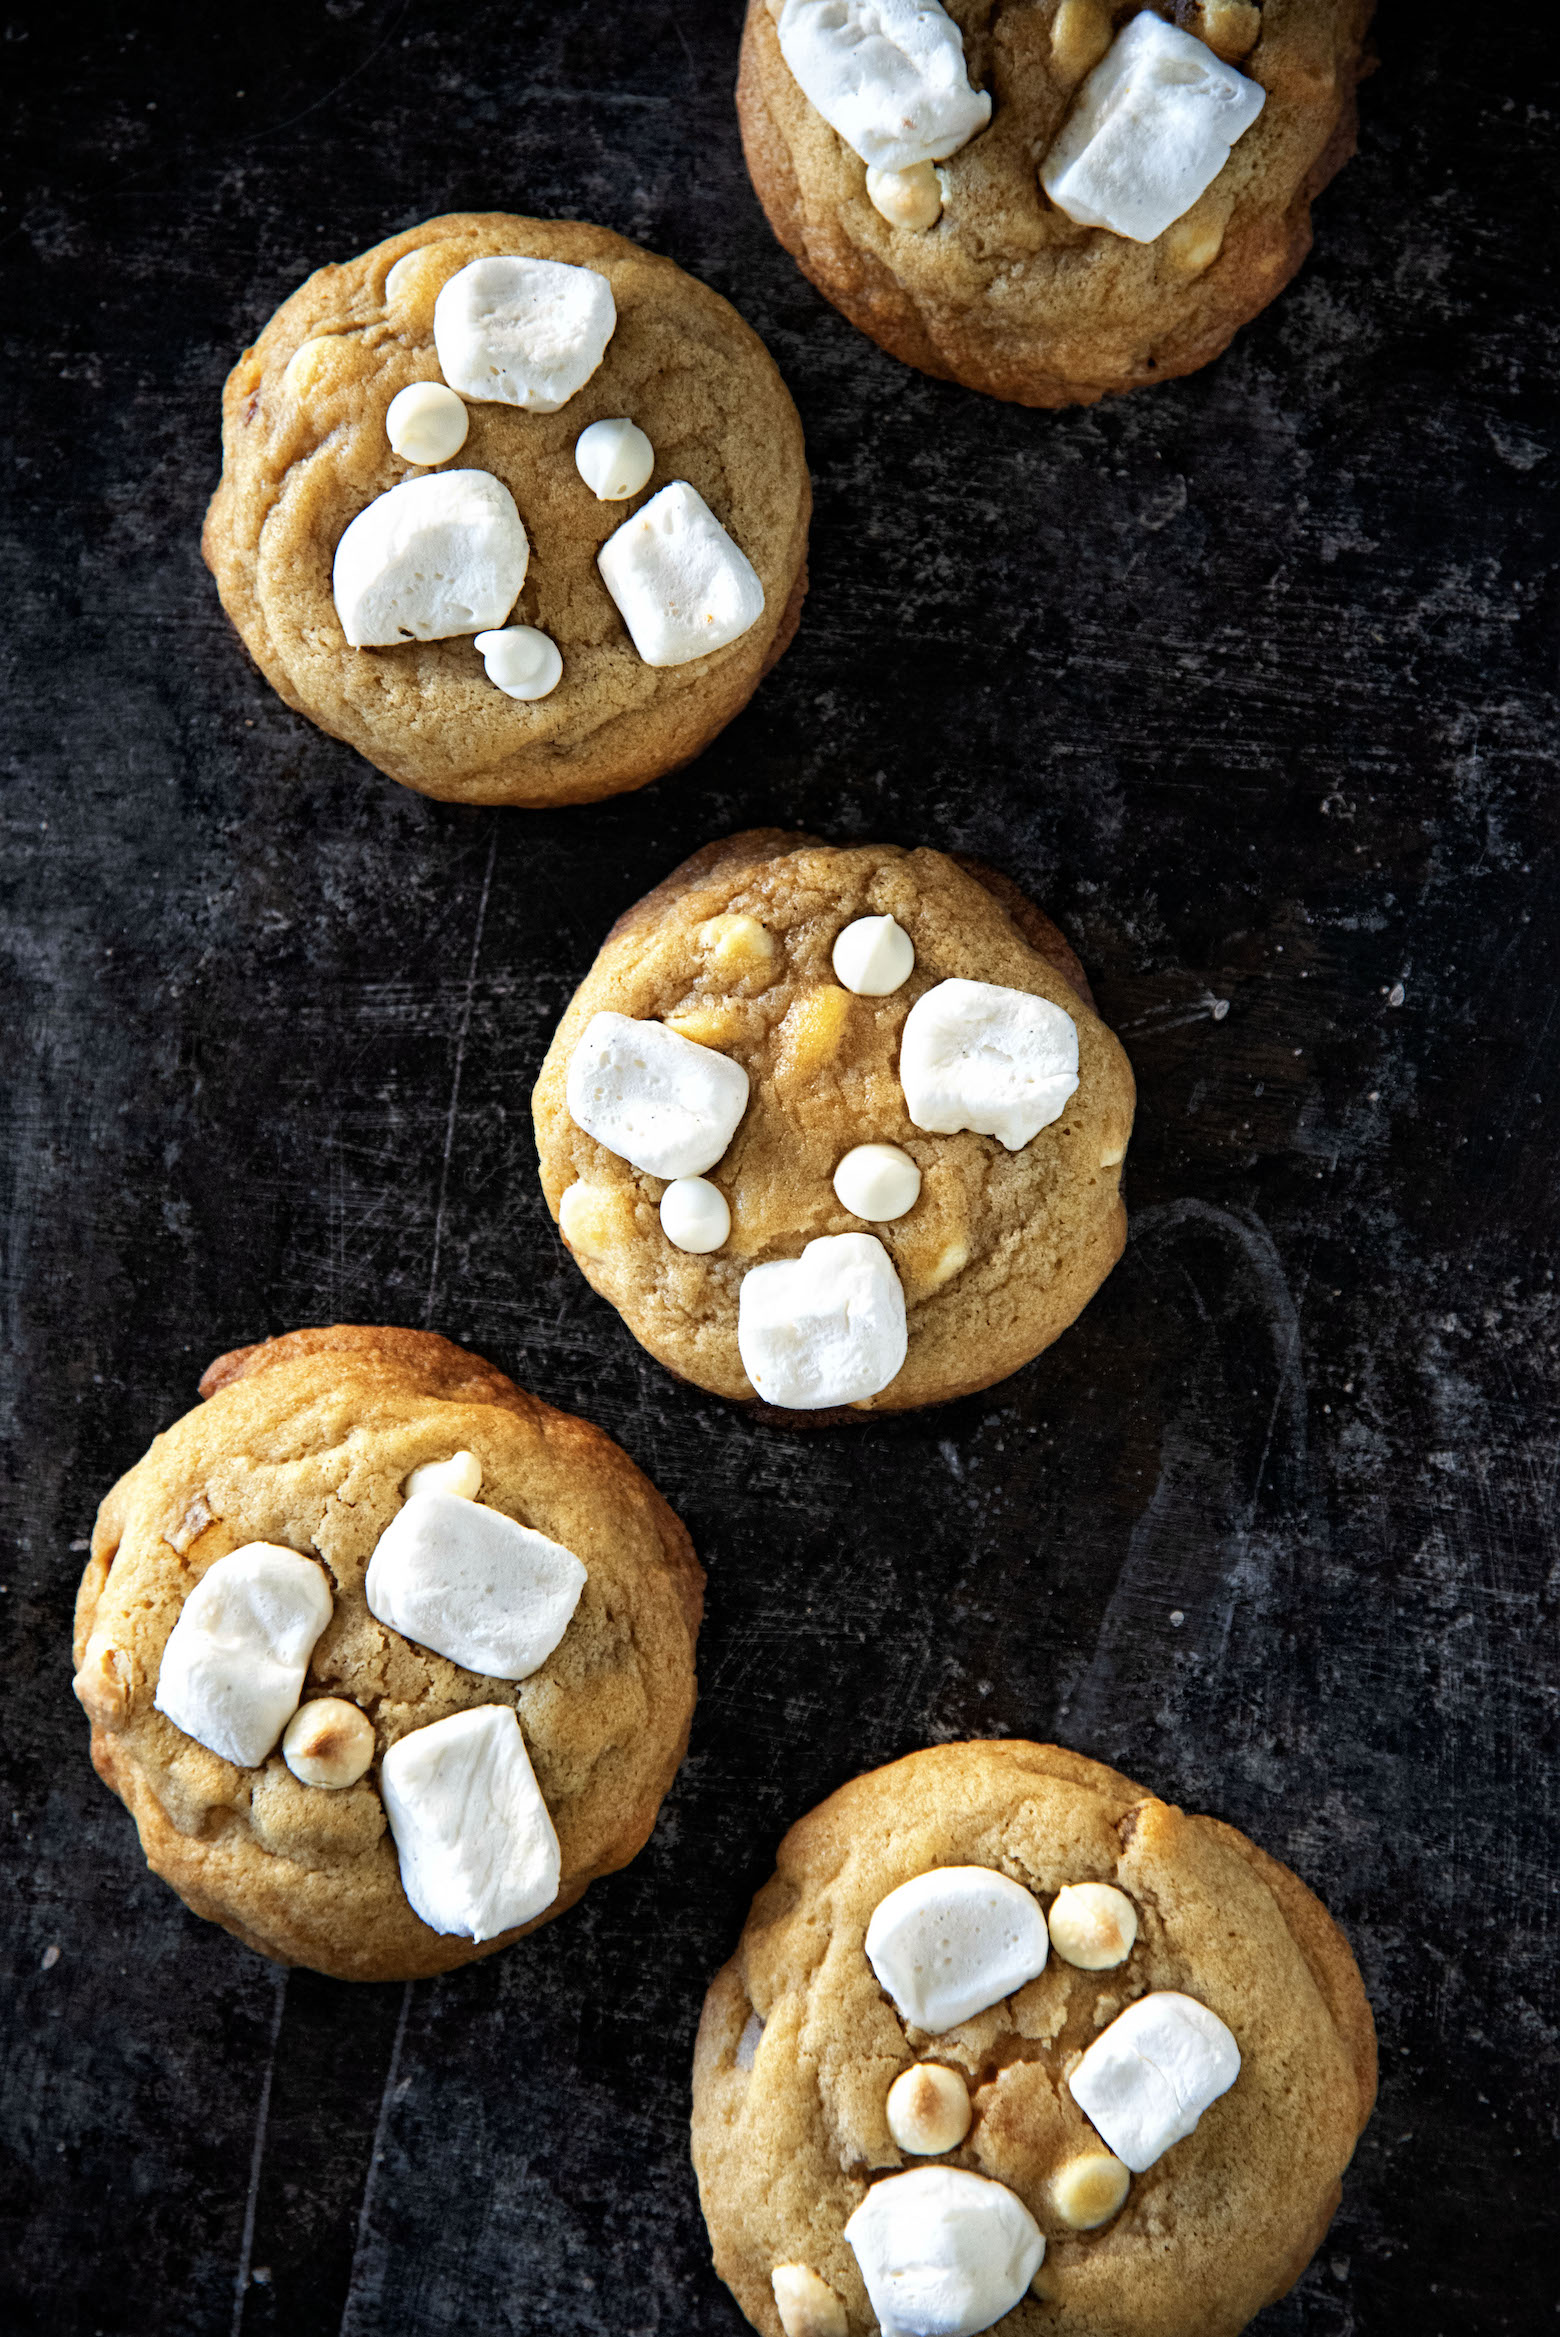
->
[[532, 832, 1135, 1418], [737, 1, 1374, 408], [202, 213, 810, 805], [692, 1740, 1376, 2337], [72, 1326, 702, 1981]]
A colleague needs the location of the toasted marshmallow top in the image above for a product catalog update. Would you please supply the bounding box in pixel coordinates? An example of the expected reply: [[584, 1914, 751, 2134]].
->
[[865, 1865, 1049, 2033], [567, 1011, 750, 1180], [776, 0, 992, 173], [737, 1232, 907, 1409], [332, 470, 528, 648], [365, 1489, 587, 1682], [899, 978, 1079, 1151], [154, 1543, 333, 1770], [433, 254, 616, 412], [1068, 1989, 1241, 2171], [844, 2165, 1045, 2337], [380, 1704, 560, 1940]]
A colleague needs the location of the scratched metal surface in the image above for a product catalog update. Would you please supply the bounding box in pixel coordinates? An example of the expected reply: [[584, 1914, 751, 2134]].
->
[[1, 2, 1557, 2331]]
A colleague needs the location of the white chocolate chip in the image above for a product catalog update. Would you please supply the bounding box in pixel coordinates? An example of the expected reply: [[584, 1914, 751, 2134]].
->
[[282, 1697, 375, 1790], [567, 1011, 750, 1180], [886, 2061, 972, 2156], [844, 2167, 1044, 2337], [1068, 1991, 1240, 2172], [1040, 11, 1265, 245], [1049, 2151, 1130, 2230], [597, 480, 765, 668], [575, 415, 655, 500], [433, 254, 616, 412], [833, 1143, 921, 1223], [473, 624, 562, 700], [832, 913, 915, 995], [865, 1865, 1049, 2034], [660, 1176, 731, 1254], [403, 1450, 482, 1501], [332, 470, 528, 648], [899, 978, 1079, 1151], [776, 0, 992, 172], [366, 1489, 586, 1682], [736, 2010, 765, 2070], [737, 1232, 907, 1410], [380, 1704, 559, 1940], [1048, 1881, 1138, 1970], [385, 380, 469, 466], [557, 1179, 623, 1258], [867, 160, 943, 230], [154, 1544, 333, 1770], [771, 2264, 847, 2337]]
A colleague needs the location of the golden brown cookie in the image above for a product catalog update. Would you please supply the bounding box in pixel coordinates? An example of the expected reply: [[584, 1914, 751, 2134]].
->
[[532, 832, 1135, 1419], [692, 1741, 1376, 2337], [203, 213, 810, 804], [72, 1326, 702, 1981], [737, 1, 1374, 408]]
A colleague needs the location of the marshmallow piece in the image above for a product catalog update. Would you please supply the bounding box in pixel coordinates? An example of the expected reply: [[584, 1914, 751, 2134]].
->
[[567, 1011, 750, 1180], [738, 1232, 907, 1410], [866, 1866, 1049, 2033], [834, 1142, 921, 1223], [366, 1489, 586, 1681], [900, 979, 1079, 1152], [772, 2265, 848, 2337], [660, 1176, 731, 1254], [332, 470, 528, 649], [1040, 11, 1265, 244], [1048, 1881, 1138, 1969], [833, 913, 915, 995], [433, 254, 616, 412], [776, 0, 992, 173], [597, 481, 765, 668], [886, 2062, 972, 2156], [381, 1704, 559, 1940], [867, 161, 943, 230], [385, 380, 469, 465], [1069, 1991, 1240, 2172], [575, 415, 655, 500], [474, 625, 562, 700], [1050, 2151, 1130, 2230], [282, 1697, 375, 1789], [403, 1450, 483, 1501], [844, 2167, 1045, 2337], [155, 1544, 333, 1769]]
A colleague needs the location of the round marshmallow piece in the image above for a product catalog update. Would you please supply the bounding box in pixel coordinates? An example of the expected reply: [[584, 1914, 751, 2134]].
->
[[737, 1232, 907, 1410], [834, 1142, 921, 1223], [404, 1449, 483, 1501], [474, 625, 562, 700], [1069, 1991, 1241, 2173], [154, 1544, 333, 1771], [899, 977, 1080, 1152], [385, 380, 469, 466], [865, 1865, 1048, 2034], [660, 1176, 731, 1254], [1048, 1880, 1138, 1970], [575, 415, 655, 500], [832, 913, 915, 995], [433, 254, 617, 412], [567, 1011, 750, 1181], [886, 2062, 972, 2157], [282, 1698, 376, 1790], [844, 2166, 1044, 2337], [332, 470, 528, 649]]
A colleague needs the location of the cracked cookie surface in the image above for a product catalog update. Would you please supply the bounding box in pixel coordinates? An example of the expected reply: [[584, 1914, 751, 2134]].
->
[[692, 1740, 1376, 2337], [72, 1326, 702, 1980]]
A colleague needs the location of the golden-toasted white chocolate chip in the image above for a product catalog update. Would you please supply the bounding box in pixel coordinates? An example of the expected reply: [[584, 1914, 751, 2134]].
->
[[699, 913, 775, 978], [886, 2061, 972, 2156], [73, 1632, 131, 1726], [282, 336, 346, 404], [834, 1142, 921, 1223], [559, 1180, 625, 1258], [383, 244, 451, 331], [866, 160, 943, 231], [771, 2264, 847, 2337], [665, 1003, 744, 1049], [1100, 1142, 1126, 1168], [1048, 1881, 1138, 1969], [1050, 2151, 1131, 2230], [1163, 203, 1228, 274], [778, 984, 854, 1077], [1187, 0, 1262, 62], [404, 1450, 482, 1501], [386, 380, 469, 465], [282, 1698, 375, 1790], [1051, 0, 1113, 84]]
